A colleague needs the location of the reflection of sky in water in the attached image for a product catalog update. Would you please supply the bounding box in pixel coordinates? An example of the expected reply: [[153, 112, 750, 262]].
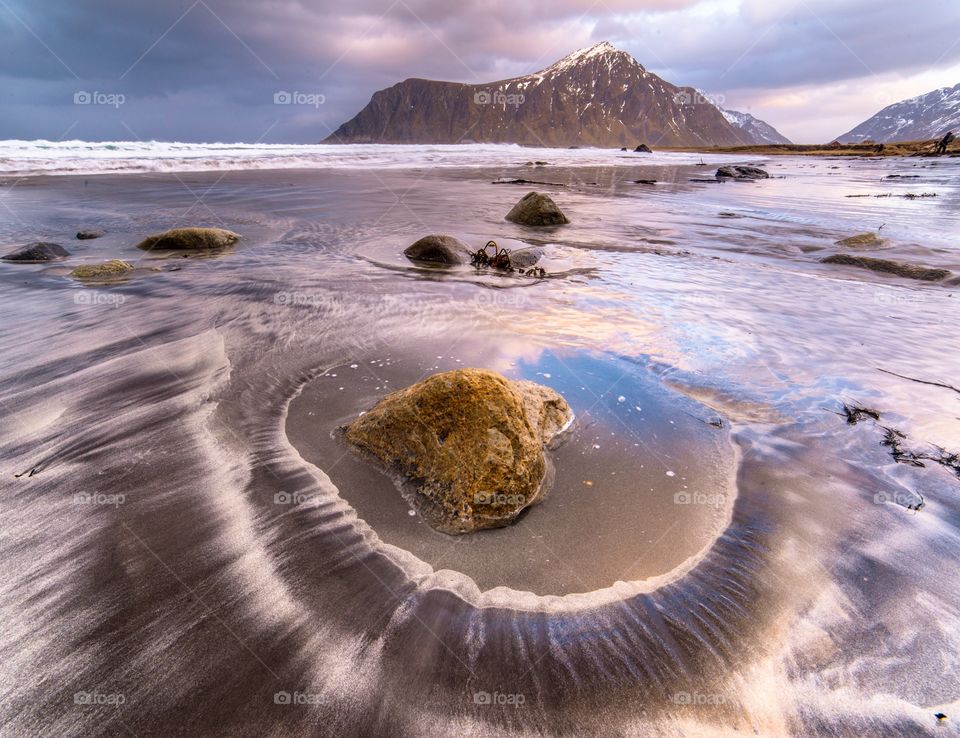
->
[[288, 343, 735, 594]]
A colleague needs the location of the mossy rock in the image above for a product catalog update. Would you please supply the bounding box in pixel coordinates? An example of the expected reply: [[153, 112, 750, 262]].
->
[[136, 227, 240, 251], [836, 232, 886, 248], [821, 253, 950, 281], [505, 192, 570, 226], [70, 260, 134, 280], [343, 368, 573, 534]]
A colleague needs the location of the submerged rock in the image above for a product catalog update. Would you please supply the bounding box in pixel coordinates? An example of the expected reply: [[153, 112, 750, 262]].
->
[[136, 227, 240, 251], [69, 260, 134, 280], [403, 234, 471, 265], [716, 165, 769, 180], [76, 229, 104, 240], [836, 232, 886, 248], [505, 191, 570, 226], [2, 242, 70, 262], [342, 368, 573, 534], [821, 253, 951, 281]]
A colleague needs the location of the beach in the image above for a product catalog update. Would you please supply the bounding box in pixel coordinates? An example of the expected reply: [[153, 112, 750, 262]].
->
[[1, 145, 959, 736]]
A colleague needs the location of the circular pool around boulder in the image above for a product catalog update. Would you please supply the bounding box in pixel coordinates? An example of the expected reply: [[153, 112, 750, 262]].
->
[[286, 345, 737, 596]]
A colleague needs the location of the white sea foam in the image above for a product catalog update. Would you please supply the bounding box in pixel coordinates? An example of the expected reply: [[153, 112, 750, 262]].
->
[[0, 139, 743, 177]]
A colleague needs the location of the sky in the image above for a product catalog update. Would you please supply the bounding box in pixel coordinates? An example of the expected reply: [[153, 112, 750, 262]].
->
[[1, 0, 959, 144]]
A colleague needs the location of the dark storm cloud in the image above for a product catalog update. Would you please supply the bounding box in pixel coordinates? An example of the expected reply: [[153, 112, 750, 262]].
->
[[1, 0, 958, 143]]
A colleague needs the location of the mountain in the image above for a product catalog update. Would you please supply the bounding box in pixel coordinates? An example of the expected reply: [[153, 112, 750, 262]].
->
[[327, 42, 773, 148], [838, 83, 960, 143], [693, 89, 791, 144], [717, 107, 791, 144]]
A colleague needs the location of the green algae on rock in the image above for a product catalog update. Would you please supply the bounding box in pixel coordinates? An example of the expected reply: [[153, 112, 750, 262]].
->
[[835, 232, 886, 248], [342, 368, 573, 534], [69, 259, 134, 281], [136, 227, 240, 251], [821, 253, 951, 281]]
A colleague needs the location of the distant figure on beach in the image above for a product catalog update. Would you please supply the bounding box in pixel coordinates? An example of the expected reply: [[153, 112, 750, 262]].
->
[[935, 131, 954, 155]]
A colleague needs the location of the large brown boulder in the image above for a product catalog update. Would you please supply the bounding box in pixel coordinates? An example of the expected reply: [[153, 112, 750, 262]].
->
[[342, 368, 573, 534], [505, 192, 570, 226], [403, 234, 471, 265], [136, 227, 240, 251]]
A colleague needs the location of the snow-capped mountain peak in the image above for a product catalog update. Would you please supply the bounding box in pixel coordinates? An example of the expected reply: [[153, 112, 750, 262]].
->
[[541, 41, 644, 75], [839, 83, 960, 143], [694, 89, 791, 144]]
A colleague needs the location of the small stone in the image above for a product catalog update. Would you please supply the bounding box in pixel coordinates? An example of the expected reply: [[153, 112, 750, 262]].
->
[[76, 229, 104, 240]]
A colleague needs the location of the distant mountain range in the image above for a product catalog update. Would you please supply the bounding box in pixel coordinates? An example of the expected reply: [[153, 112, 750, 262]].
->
[[717, 106, 791, 145], [327, 42, 790, 148], [839, 83, 960, 143]]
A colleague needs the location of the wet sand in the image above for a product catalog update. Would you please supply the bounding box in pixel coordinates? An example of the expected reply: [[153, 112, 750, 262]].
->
[[1, 154, 959, 736]]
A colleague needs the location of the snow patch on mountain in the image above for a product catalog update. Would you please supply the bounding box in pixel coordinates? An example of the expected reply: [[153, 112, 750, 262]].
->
[[839, 83, 960, 143], [695, 90, 791, 144]]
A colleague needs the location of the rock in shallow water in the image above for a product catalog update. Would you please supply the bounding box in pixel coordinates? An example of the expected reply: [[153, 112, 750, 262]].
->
[[2, 242, 70, 262], [716, 165, 769, 180], [835, 232, 886, 248], [505, 191, 570, 226], [69, 260, 134, 280], [821, 253, 951, 281], [76, 229, 104, 240], [342, 368, 573, 534], [136, 227, 240, 251], [403, 234, 471, 265]]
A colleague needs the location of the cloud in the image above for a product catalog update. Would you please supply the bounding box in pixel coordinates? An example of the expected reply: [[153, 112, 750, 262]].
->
[[1, 0, 959, 142]]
